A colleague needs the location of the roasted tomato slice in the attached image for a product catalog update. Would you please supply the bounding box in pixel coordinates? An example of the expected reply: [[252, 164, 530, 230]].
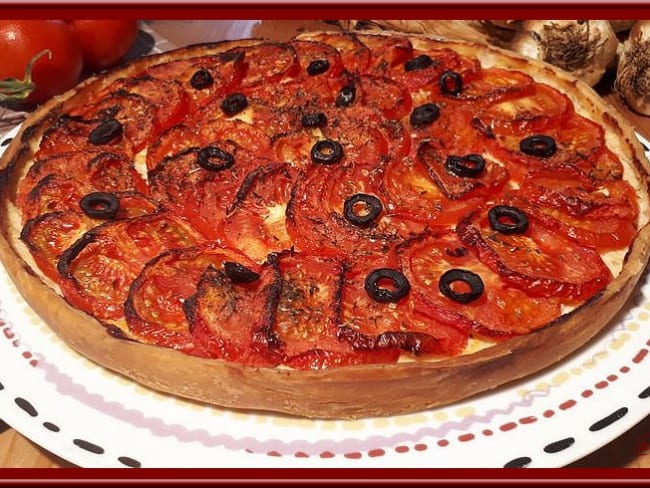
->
[[274, 252, 398, 369], [508, 169, 639, 251], [68, 91, 158, 153], [36, 115, 131, 160], [222, 163, 298, 262], [291, 40, 345, 79], [149, 143, 265, 239], [21, 192, 158, 282], [17, 151, 146, 215], [185, 257, 282, 365], [338, 252, 470, 356], [359, 34, 413, 74], [238, 42, 300, 87], [286, 164, 401, 257], [97, 74, 189, 133], [398, 231, 561, 338], [380, 154, 485, 231], [146, 50, 249, 113], [416, 140, 509, 200], [57, 212, 205, 321], [356, 75, 413, 120], [300, 32, 372, 73], [457, 206, 613, 303], [454, 67, 535, 107], [125, 244, 258, 352]]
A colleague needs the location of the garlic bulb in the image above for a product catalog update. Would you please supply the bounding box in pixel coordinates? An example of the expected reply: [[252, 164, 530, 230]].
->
[[615, 21, 650, 115], [510, 20, 619, 86]]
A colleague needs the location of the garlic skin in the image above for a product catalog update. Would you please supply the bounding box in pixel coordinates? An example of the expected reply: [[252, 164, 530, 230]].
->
[[615, 21, 650, 115], [510, 20, 619, 86]]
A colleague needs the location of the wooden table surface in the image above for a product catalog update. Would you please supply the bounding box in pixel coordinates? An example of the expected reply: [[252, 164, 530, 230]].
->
[[0, 19, 649, 469]]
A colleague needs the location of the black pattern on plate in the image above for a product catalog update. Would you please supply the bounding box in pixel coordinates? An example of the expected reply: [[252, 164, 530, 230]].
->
[[503, 456, 532, 468], [43, 422, 60, 433], [543, 437, 575, 453], [118, 456, 142, 468], [14, 397, 38, 417], [639, 385, 650, 399], [73, 438, 105, 454], [589, 407, 628, 432], [1, 137, 12, 147]]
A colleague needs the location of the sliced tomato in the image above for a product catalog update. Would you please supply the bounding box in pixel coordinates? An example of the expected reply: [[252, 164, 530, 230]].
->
[[125, 244, 259, 352], [97, 75, 189, 133], [338, 251, 470, 356], [380, 154, 484, 231], [357, 75, 413, 120], [239, 42, 300, 87], [416, 140, 509, 200], [398, 231, 561, 338], [146, 51, 248, 113], [300, 32, 372, 73], [286, 164, 401, 257], [186, 259, 282, 365], [21, 211, 93, 282], [274, 252, 398, 369], [17, 151, 146, 213], [57, 213, 206, 321], [454, 67, 535, 107], [222, 163, 297, 262], [291, 40, 345, 79], [359, 34, 413, 74], [21, 192, 158, 282], [482, 83, 573, 136], [457, 207, 613, 302], [36, 115, 134, 161], [149, 143, 265, 239]]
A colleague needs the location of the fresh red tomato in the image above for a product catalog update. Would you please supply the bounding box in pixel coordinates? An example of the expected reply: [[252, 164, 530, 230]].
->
[[0, 20, 83, 104], [70, 20, 139, 69]]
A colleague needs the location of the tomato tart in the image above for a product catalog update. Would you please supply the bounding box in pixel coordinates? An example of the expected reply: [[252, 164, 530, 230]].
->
[[1, 31, 649, 419]]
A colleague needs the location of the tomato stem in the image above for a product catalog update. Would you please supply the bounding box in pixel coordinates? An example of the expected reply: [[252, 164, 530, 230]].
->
[[0, 49, 51, 101]]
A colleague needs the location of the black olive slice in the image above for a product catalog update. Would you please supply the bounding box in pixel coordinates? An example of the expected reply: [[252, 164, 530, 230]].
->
[[439, 71, 463, 96], [519, 135, 557, 158], [307, 59, 330, 76], [197, 146, 235, 172], [79, 192, 120, 220], [445, 154, 486, 178], [335, 84, 356, 107], [220, 93, 248, 116], [88, 119, 123, 145], [439, 269, 484, 304], [343, 193, 383, 228], [404, 54, 434, 72], [301, 112, 327, 128], [409, 103, 440, 129], [365, 268, 411, 303], [311, 139, 344, 165], [223, 261, 260, 284], [488, 205, 529, 235], [189, 68, 214, 89]]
